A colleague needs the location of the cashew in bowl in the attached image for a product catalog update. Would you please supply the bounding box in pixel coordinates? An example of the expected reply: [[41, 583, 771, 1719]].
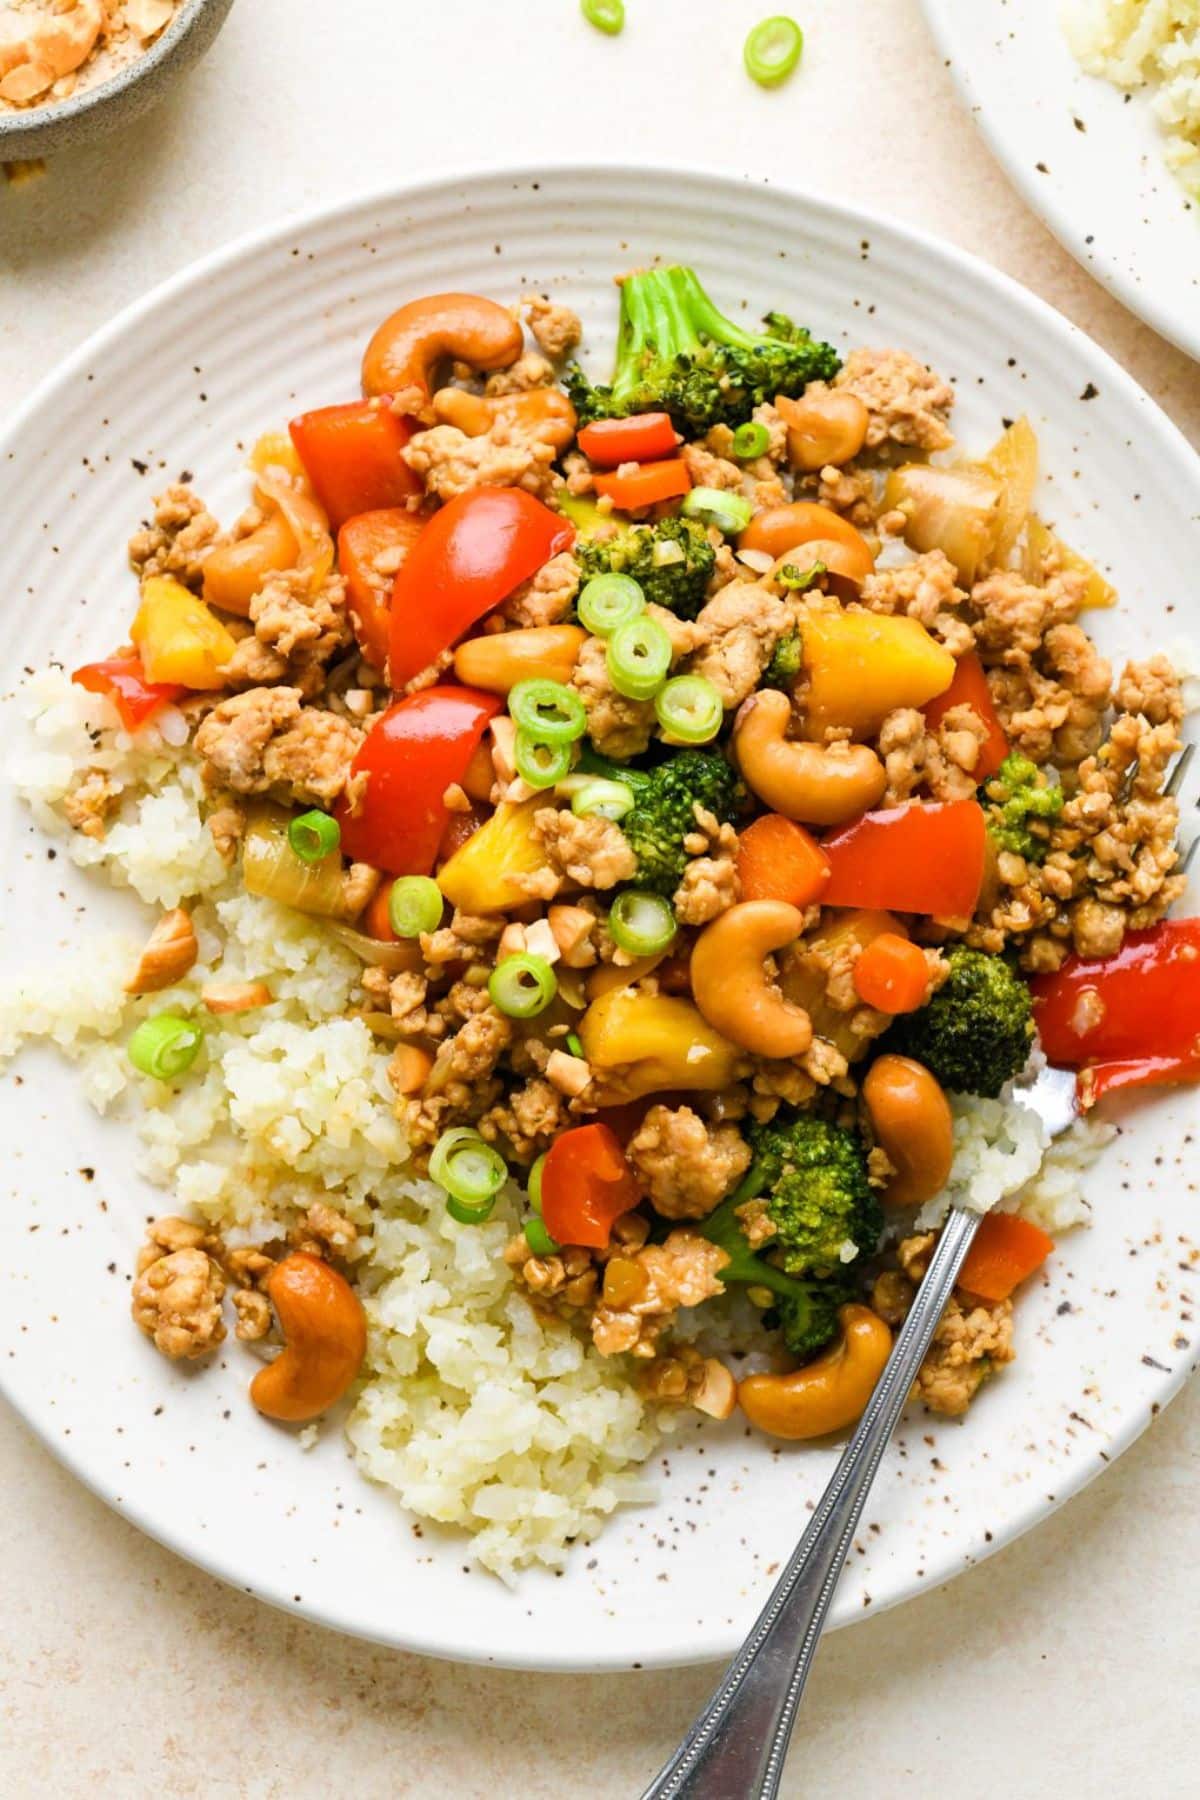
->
[[737, 1305, 893, 1439], [432, 385, 577, 453], [775, 391, 870, 472], [249, 1252, 367, 1423], [690, 899, 812, 1058], [862, 1053, 954, 1209], [733, 689, 886, 827], [361, 293, 525, 420]]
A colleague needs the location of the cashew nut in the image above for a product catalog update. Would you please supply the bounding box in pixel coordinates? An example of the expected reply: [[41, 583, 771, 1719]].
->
[[739, 501, 874, 580], [361, 293, 525, 420], [738, 1305, 893, 1440], [202, 509, 297, 617], [690, 900, 813, 1058], [125, 908, 197, 996], [862, 1054, 954, 1209], [775, 392, 870, 472], [249, 1253, 367, 1423], [454, 624, 587, 694], [432, 385, 577, 453], [734, 689, 886, 827], [0, 0, 103, 104]]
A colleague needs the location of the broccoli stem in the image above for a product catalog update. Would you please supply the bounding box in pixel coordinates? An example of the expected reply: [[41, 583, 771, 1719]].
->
[[699, 1195, 809, 1302]]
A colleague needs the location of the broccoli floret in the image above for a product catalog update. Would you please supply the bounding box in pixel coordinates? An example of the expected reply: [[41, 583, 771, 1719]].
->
[[733, 1114, 882, 1278], [566, 265, 840, 435], [581, 747, 744, 894], [577, 515, 715, 619], [886, 945, 1034, 1098], [985, 752, 1064, 863], [763, 629, 803, 689], [698, 1196, 853, 1359]]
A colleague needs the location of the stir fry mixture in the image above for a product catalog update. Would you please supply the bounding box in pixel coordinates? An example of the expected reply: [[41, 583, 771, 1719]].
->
[[10, 266, 1196, 1568]]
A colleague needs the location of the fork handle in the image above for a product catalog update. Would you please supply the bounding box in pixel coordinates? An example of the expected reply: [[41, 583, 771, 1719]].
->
[[640, 1206, 980, 1800]]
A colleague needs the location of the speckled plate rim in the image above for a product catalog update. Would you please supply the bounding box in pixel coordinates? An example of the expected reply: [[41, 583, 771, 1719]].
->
[[920, 0, 1200, 363], [0, 161, 1197, 1673]]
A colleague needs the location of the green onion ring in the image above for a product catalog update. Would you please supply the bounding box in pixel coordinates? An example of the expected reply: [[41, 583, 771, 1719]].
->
[[388, 875, 443, 938], [287, 809, 341, 864], [514, 730, 573, 789], [523, 1215, 560, 1256], [608, 889, 678, 957], [488, 953, 558, 1020], [528, 1152, 547, 1215], [509, 678, 587, 746], [128, 1014, 203, 1081], [732, 420, 771, 460], [606, 614, 673, 700], [577, 572, 646, 638], [571, 777, 636, 821], [430, 1127, 508, 1221], [654, 674, 725, 744], [744, 15, 804, 88], [681, 486, 755, 536], [581, 0, 624, 34]]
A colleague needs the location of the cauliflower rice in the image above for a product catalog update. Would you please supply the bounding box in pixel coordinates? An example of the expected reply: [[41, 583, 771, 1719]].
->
[[1063, 0, 1200, 198]]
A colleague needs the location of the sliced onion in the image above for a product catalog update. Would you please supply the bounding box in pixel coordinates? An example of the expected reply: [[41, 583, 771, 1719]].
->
[[359, 1010, 408, 1041], [328, 922, 423, 972], [255, 468, 334, 590], [242, 808, 350, 918], [883, 464, 1002, 586]]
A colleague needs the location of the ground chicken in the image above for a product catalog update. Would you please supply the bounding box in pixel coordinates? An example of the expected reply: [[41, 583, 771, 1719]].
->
[[1114, 655, 1185, 728], [194, 687, 363, 808], [571, 634, 655, 758], [291, 1201, 358, 1259], [478, 1077, 568, 1163], [860, 550, 972, 655], [673, 821, 741, 925], [128, 484, 221, 590], [972, 567, 1084, 665], [522, 293, 583, 361], [533, 805, 638, 889], [811, 461, 878, 527], [394, 1006, 513, 1147], [206, 800, 245, 862], [131, 1217, 226, 1360], [681, 440, 746, 492], [925, 703, 989, 801], [403, 419, 558, 503], [625, 1104, 751, 1220], [833, 348, 955, 453], [913, 1295, 1016, 1416], [591, 1230, 730, 1357], [686, 581, 790, 710], [251, 566, 350, 664], [485, 350, 556, 395], [878, 706, 927, 803], [63, 769, 120, 839], [421, 909, 504, 968], [504, 550, 581, 627]]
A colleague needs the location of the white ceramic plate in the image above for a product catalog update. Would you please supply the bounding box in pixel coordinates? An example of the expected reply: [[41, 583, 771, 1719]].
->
[[921, 0, 1200, 361], [1, 166, 1198, 1674]]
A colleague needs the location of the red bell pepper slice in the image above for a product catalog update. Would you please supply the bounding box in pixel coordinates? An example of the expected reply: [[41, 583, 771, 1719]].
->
[[338, 507, 428, 671], [821, 799, 987, 920], [1078, 1052, 1200, 1109], [577, 413, 679, 467], [335, 686, 501, 877], [388, 488, 574, 691], [592, 459, 692, 511], [289, 401, 421, 531], [540, 1122, 642, 1251], [922, 650, 1009, 782], [71, 656, 186, 730]]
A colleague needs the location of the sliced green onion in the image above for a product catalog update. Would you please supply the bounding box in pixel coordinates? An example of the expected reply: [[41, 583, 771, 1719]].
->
[[744, 15, 804, 88], [430, 1127, 508, 1222], [608, 889, 677, 957], [578, 572, 645, 637], [607, 614, 672, 700], [515, 730, 573, 788], [681, 486, 755, 536], [581, 0, 624, 34], [389, 874, 443, 938], [287, 809, 340, 864], [528, 1152, 547, 1215], [571, 777, 636, 821], [128, 1013, 203, 1081], [524, 1215, 559, 1256], [654, 675, 724, 745], [732, 420, 770, 460], [488, 953, 558, 1019], [566, 1031, 585, 1058], [777, 560, 826, 591], [509, 678, 587, 745]]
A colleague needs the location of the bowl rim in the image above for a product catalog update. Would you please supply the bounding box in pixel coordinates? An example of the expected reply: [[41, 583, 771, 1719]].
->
[[1, 161, 1198, 1671], [0, 0, 228, 143]]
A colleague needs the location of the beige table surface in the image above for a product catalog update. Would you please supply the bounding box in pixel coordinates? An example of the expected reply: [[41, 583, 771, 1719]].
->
[[2, 2, 1198, 1795]]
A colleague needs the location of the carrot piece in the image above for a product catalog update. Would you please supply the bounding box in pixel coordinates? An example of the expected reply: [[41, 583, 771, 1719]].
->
[[852, 932, 929, 1014], [578, 413, 679, 466], [922, 650, 1009, 781], [736, 813, 831, 907], [592, 458, 691, 510], [957, 1212, 1054, 1303], [363, 880, 397, 943]]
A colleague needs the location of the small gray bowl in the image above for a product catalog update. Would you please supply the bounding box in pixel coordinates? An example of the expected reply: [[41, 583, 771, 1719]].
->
[[0, 0, 236, 160]]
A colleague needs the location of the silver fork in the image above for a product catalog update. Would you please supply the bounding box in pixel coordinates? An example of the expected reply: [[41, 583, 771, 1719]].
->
[[642, 742, 1198, 1800]]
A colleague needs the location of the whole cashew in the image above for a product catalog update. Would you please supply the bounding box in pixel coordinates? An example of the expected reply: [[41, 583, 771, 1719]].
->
[[734, 690, 886, 827], [775, 392, 870, 472], [361, 294, 525, 420], [432, 385, 577, 453], [249, 1253, 367, 1423], [690, 900, 813, 1058], [738, 1305, 893, 1440], [202, 510, 298, 617], [862, 1054, 954, 1209], [739, 501, 874, 581], [454, 624, 587, 694]]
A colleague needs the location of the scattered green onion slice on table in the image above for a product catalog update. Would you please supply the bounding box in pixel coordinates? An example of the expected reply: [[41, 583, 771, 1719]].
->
[[578, 572, 645, 637], [509, 678, 587, 745], [128, 1014, 203, 1081], [571, 777, 636, 821], [488, 953, 558, 1019], [654, 674, 725, 744], [777, 559, 826, 591], [581, 0, 624, 35], [388, 874, 443, 938], [607, 614, 672, 700], [732, 420, 770, 460], [515, 729, 573, 788], [608, 889, 677, 957], [744, 15, 804, 88], [681, 486, 755, 536], [287, 809, 340, 864], [430, 1127, 508, 1223]]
